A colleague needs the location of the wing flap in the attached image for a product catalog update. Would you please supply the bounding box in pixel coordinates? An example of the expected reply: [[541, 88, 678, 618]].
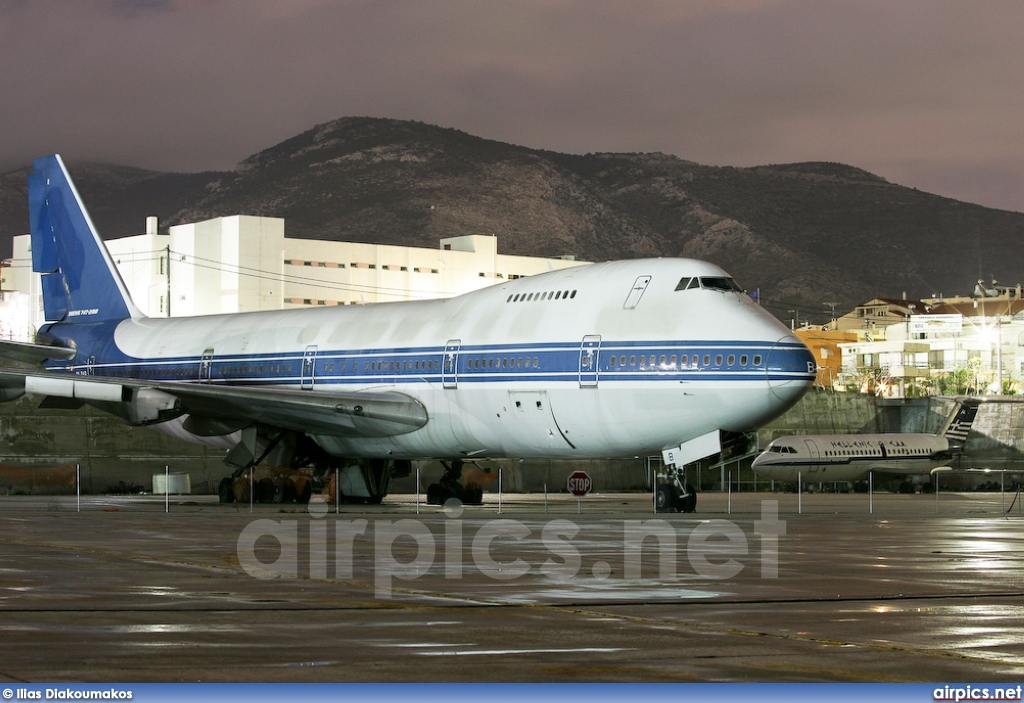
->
[[0, 369, 428, 438], [163, 382, 428, 437]]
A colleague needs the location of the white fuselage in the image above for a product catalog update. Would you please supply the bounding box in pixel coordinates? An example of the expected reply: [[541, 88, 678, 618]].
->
[[52, 258, 816, 461], [751, 433, 954, 482]]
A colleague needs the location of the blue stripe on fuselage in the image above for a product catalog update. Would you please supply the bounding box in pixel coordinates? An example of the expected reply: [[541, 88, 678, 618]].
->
[[41, 333, 815, 388]]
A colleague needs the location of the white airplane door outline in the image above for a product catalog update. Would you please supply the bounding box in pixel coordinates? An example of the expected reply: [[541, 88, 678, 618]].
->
[[579, 335, 601, 387], [805, 438, 821, 473], [200, 348, 215, 383], [443, 339, 461, 389], [623, 275, 652, 309], [301, 344, 318, 390]]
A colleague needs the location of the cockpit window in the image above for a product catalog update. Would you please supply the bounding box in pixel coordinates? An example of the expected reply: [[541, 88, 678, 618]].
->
[[675, 276, 743, 292], [699, 277, 744, 292]]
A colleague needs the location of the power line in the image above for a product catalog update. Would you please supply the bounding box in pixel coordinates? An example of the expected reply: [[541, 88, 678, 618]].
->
[[170, 250, 461, 299]]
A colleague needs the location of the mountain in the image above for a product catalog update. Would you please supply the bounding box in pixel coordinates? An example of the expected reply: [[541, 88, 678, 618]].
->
[[2, 117, 1022, 321]]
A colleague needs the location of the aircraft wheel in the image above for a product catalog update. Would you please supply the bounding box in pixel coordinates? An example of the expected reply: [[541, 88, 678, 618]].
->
[[293, 477, 312, 504], [426, 483, 443, 505], [460, 485, 484, 505], [655, 484, 676, 513], [218, 477, 235, 503], [272, 478, 296, 504], [680, 484, 697, 513], [256, 477, 276, 503]]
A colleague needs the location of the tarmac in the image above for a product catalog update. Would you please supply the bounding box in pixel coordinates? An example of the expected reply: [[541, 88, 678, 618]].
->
[[2, 489, 1024, 682]]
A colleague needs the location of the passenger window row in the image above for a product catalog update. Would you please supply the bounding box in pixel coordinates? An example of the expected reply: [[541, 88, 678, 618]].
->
[[100, 346, 762, 380], [467, 356, 540, 370], [605, 353, 763, 369], [361, 359, 440, 373]]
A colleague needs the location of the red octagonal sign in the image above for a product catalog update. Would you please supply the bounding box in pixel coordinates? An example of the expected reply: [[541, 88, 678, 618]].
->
[[567, 470, 592, 497]]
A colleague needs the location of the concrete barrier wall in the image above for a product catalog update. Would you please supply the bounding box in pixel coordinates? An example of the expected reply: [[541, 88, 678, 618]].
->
[[0, 396, 228, 494], [3, 390, 1023, 494]]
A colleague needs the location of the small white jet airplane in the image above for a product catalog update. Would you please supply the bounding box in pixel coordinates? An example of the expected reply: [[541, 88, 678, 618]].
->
[[750, 398, 980, 483], [0, 155, 816, 510]]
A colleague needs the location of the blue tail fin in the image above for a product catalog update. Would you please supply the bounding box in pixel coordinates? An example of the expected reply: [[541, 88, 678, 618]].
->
[[28, 155, 142, 323]]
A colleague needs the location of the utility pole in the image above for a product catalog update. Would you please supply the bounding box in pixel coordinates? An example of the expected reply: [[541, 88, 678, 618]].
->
[[166, 244, 172, 317], [823, 301, 838, 327]]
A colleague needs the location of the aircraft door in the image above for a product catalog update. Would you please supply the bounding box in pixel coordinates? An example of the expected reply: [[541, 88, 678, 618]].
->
[[623, 275, 652, 309], [301, 344, 318, 390], [804, 439, 821, 473], [442, 339, 461, 389], [501, 390, 574, 452], [199, 348, 215, 383], [579, 335, 601, 387]]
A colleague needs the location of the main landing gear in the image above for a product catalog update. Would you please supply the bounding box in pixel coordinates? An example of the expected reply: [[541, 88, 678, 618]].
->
[[217, 430, 315, 504], [656, 465, 697, 513], [215, 429, 404, 505], [426, 459, 484, 505]]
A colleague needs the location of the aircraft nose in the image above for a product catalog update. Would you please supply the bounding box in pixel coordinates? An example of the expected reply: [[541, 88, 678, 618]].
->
[[766, 334, 816, 403]]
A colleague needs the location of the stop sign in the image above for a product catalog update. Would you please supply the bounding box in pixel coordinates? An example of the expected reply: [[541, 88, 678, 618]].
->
[[566, 470, 592, 497]]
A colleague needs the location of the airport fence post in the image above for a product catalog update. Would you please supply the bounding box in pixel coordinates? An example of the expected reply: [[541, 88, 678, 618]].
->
[[249, 467, 253, 513], [544, 482, 548, 514], [728, 470, 732, 514], [798, 472, 802, 514], [935, 474, 939, 514], [164, 465, 169, 514], [335, 467, 339, 514], [498, 467, 503, 515], [416, 466, 420, 515], [651, 469, 656, 514], [869, 471, 873, 514], [76, 463, 80, 513], [1001, 471, 1005, 513]]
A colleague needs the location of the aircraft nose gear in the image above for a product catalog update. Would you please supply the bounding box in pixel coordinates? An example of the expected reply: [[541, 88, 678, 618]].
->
[[656, 466, 697, 513], [426, 459, 484, 505]]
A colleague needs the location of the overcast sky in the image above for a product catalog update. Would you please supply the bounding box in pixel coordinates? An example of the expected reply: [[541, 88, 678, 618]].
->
[[1, 0, 1021, 212]]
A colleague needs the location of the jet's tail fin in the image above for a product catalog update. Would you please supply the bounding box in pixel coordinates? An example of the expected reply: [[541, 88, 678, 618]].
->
[[28, 155, 143, 324], [937, 399, 980, 447]]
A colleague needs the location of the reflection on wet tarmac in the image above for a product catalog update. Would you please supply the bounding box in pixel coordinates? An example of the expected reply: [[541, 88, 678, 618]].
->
[[2, 492, 1024, 681]]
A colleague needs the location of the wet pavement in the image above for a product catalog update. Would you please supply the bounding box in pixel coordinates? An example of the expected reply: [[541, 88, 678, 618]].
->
[[1, 491, 1023, 682]]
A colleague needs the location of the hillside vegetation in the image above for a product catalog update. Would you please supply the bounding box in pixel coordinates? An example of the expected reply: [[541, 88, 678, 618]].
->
[[2, 117, 1021, 319]]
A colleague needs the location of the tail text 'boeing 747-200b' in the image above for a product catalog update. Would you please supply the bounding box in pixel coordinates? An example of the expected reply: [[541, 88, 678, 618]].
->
[[0, 155, 816, 511]]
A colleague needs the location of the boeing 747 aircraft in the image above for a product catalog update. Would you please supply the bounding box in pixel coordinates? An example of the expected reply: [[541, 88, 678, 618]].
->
[[0, 155, 816, 510], [751, 398, 980, 483]]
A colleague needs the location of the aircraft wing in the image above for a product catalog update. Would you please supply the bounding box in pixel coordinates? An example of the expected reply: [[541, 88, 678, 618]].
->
[[0, 368, 428, 438], [158, 380, 429, 437], [0, 339, 77, 365]]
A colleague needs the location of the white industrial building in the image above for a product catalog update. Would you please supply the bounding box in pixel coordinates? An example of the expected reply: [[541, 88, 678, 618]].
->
[[0, 215, 588, 337]]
